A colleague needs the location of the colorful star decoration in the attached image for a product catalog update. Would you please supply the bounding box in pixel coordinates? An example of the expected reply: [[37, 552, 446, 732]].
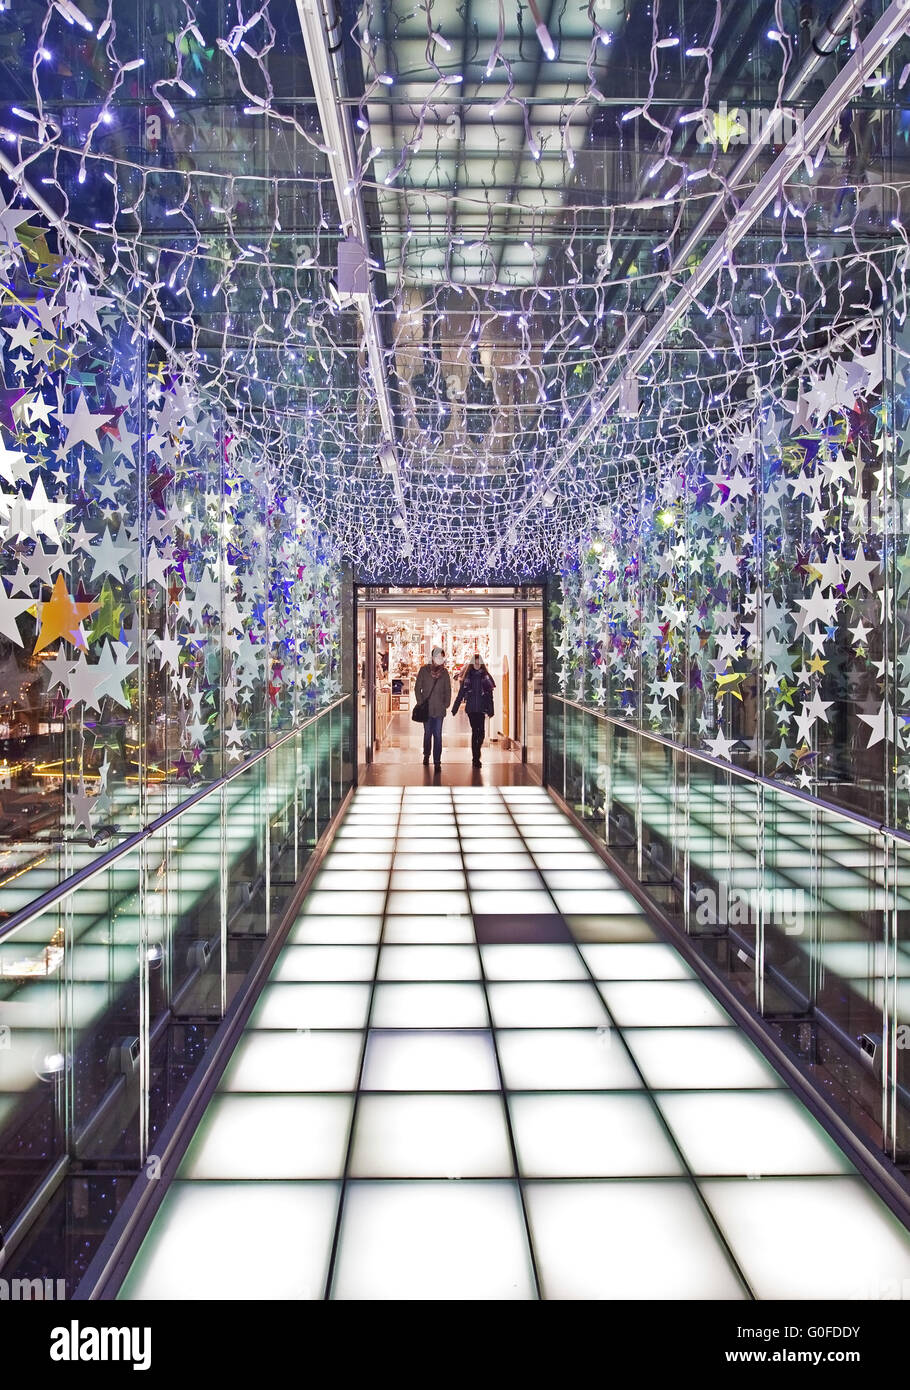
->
[[33, 573, 99, 654]]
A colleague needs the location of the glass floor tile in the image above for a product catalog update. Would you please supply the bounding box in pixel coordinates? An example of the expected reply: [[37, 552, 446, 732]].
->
[[654, 1091, 852, 1176], [469, 890, 557, 915], [389, 870, 467, 891], [386, 890, 472, 916], [178, 1095, 354, 1179], [312, 870, 389, 892], [270, 946, 378, 982], [319, 853, 394, 871], [377, 944, 480, 980], [523, 838, 594, 854], [597, 980, 734, 1027], [386, 839, 462, 855], [563, 914, 659, 943], [348, 1094, 513, 1177], [116, 784, 910, 1302], [248, 983, 372, 1030], [455, 813, 511, 822], [289, 917, 383, 945], [530, 845, 608, 867], [382, 915, 477, 943], [302, 891, 388, 917], [496, 1029, 642, 1090], [218, 1031, 364, 1093], [509, 1093, 685, 1177], [551, 889, 644, 915], [360, 1029, 499, 1090], [396, 826, 459, 838], [525, 1181, 746, 1301], [467, 869, 546, 891], [331, 1182, 536, 1301], [458, 838, 524, 854], [699, 1177, 910, 1300], [579, 943, 694, 980], [118, 1181, 341, 1301], [370, 982, 489, 1028], [486, 982, 611, 1028], [622, 1028, 783, 1090], [463, 852, 537, 870], [480, 944, 589, 980], [541, 869, 624, 891], [393, 853, 463, 870]]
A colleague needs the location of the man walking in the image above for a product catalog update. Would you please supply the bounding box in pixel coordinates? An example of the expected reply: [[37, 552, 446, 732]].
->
[[414, 646, 452, 768]]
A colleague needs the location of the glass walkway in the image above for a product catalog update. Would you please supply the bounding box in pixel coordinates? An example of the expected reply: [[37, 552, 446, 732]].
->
[[117, 784, 910, 1301]]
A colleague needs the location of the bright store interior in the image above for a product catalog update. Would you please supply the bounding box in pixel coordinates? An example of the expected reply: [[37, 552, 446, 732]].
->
[[357, 591, 543, 769]]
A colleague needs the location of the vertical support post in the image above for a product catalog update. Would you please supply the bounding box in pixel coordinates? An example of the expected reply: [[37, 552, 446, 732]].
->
[[136, 328, 150, 1163], [365, 606, 376, 760], [217, 416, 228, 1016], [351, 584, 360, 786], [520, 604, 529, 763]]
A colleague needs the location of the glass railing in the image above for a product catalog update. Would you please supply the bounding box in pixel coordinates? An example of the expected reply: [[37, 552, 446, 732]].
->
[[0, 695, 352, 1290], [547, 694, 910, 1184]]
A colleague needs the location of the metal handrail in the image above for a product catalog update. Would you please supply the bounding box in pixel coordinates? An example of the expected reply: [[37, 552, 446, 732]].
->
[[551, 693, 910, 847], [0, 694, 351, 943]]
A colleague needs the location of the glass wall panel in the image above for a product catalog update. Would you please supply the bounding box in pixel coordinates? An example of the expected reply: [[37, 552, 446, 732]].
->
[[546, 696, 910, 1179], [0, 695, 350, 1281]]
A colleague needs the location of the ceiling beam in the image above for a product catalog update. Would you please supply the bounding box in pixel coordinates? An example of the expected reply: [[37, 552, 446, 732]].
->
[[295, 0, 412, 549], [489, 0, 907, 563], [360, 595, 543, 608]]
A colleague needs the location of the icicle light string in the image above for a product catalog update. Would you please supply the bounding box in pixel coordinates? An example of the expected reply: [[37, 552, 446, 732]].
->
[[0, 0, 904, 580]]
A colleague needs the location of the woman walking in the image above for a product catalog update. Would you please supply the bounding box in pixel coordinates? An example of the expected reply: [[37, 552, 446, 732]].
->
[[414, 646, 451, 768], [452, 654, 496, 768]]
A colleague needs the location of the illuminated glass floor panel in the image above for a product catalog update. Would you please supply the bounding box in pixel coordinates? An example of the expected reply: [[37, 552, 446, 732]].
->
[[119, 785, 910, 1302], [0, 773, 292, 1131], [616, 769, 910, 1021]]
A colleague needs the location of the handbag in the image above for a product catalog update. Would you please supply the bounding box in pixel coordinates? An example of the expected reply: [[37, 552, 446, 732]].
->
[[412, 698, 429, 724]]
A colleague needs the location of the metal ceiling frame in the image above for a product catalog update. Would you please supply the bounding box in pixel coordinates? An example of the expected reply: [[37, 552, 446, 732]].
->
[[295, 0, 412, 549], [489, 0, 910, 563], [360, 594, 543, 607]]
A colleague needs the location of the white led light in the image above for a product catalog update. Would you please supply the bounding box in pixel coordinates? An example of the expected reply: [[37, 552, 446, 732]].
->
[[535, 22, 556, 60]]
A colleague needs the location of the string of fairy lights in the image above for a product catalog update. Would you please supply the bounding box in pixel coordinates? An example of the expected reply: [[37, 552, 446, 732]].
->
[[0, 0, 909, 584]]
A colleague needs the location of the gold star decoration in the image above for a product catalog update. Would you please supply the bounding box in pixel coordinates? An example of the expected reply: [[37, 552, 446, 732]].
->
[[33, 573, 100, 654]]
